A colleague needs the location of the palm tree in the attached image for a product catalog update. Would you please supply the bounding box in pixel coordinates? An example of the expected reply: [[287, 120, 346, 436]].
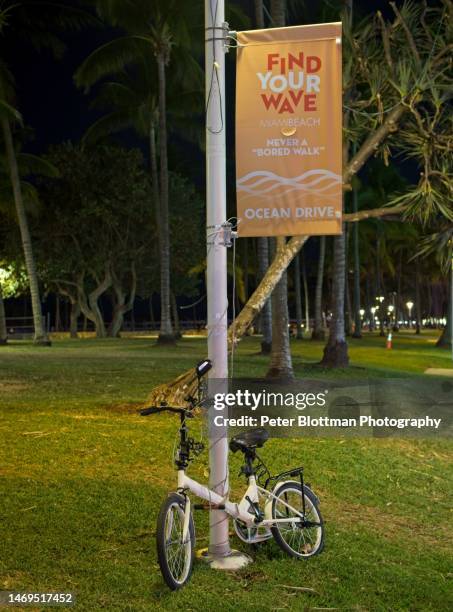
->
[[301, 250, 310, 334], [293, 253, 303, 339], [1, 119, 51, 344], [418, 224, 453, 349], [0, 1, 95, 345], [270, 0, 285, 25], [266, 0, 294, 380], [1, 121, 62, 346], [351, 172, 362, 338], [253, 0, 272, 354], [255, 0, 264, 29], [267, 240, 293, 379], [0, 139, 59, 344], [256, 237, 272, 352], [76, 1, 204, 344], [312, 236, 326, 340], [0, 11, 49, 344], [321, 226, 349, 367]]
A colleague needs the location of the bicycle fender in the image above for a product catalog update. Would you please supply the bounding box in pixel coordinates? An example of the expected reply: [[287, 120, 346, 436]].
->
[[265, 480, 320, 520]]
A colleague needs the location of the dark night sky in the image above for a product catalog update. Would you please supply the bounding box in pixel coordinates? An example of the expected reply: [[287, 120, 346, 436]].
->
[[9, 27, 116, 153], [8, 0, 412, 159]]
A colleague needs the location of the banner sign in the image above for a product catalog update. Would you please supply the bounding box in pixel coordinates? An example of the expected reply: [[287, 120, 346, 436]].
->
[[236, 23, 342, 237]]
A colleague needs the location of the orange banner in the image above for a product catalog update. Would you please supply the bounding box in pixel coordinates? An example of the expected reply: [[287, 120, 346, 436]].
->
[[236, 23, 342, 237]]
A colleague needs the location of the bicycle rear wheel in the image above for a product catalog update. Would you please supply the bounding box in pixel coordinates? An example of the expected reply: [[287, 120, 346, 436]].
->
[[156, 492, 195, 589], [271, 482, 324, 558]]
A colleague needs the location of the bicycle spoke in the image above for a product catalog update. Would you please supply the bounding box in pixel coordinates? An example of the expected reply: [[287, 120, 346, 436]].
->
[[163, 503, 191, 583], [274, 487, 322, 557]]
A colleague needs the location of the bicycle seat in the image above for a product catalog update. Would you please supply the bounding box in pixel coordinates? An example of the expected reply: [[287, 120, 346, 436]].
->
[[229, 428, 269, 453]]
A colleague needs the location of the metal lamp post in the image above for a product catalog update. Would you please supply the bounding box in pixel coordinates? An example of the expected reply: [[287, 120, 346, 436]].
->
[[376, 295, 385, 336], [204, 0, 251, 569], [406, 301, 414, 329], [370, 306, 377, 331], [388, 304, 395, 328]]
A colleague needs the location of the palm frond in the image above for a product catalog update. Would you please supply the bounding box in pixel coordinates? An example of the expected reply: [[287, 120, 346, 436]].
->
[[13, 2, 100, 32], [0, 179, 40, 217], [18, 153, 59, 178], [75, 35, 152, 91], [0, 99, 22, 124], [92, 81, 142, 111], [82, 110, 137, 144], [416, 225, 453, 273], [6, 2, 100, 58], [95, 0, 152, 33]]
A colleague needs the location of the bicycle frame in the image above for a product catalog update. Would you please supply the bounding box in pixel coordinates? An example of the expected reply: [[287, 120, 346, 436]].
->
[[178, 469, 305, 541]]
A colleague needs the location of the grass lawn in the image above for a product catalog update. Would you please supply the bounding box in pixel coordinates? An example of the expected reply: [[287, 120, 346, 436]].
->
[[0, 333, 452, 611]]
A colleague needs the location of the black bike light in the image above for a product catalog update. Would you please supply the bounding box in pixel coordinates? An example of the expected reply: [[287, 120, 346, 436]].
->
[[196, 359, 212, 378]]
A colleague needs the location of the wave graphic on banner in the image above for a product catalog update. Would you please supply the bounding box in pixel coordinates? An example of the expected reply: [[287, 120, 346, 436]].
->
[[237, 169, 342, 202]]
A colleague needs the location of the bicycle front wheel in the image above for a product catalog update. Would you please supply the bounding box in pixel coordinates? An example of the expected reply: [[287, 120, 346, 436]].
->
[[156, 492, 195, 590], [271, 482, 324, 558]]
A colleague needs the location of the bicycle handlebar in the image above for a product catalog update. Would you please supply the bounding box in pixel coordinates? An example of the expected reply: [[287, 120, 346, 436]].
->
[[140, 407, 162, 416], [140, 406, 191, 416]]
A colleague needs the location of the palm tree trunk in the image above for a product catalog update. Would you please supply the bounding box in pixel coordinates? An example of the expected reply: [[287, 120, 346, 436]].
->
[[0, 284, 7, 344], [344, 224, 352, 336], [294, 253, 303, 339], [302, 252, 310, 334], [243, 239, 249, 301], [149, 294, 155, 329], [171, 292, 181, 339], [255, 0, 264, 28], [312, 236, 326, 340], [254, 9, 269, 406], [267, 237, 294, 380], [257, 237, 272, 353], [365, 274, 372, 331], [375, 233, 385, 336], [321, 229, 349, 367], [253, 1, 269, 353], [270, 0, 285, 25], [266, 0, 292, 378], [156, 52, 174, 344], [415, 260, 421, 334], [436, 272, 451, 347], [352, 178, 362, 338], [1, 117, 50, 345]]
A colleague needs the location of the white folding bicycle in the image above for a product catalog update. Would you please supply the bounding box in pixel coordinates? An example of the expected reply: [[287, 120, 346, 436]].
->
[[140, 359, 324, 590]]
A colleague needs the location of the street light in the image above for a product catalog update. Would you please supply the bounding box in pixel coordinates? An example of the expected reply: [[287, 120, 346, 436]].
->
[[406, 301, 414, 328], [376, 296, 385, 335], [370, 306, 377, 331]]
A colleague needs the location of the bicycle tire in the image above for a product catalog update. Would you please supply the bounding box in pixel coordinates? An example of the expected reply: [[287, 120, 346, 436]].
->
[[156, 492, 195, 590], [271, 482, 324, 559]]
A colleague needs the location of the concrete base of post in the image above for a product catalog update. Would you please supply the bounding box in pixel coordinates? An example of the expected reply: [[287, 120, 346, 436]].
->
[[196, 548, 252, 570]]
